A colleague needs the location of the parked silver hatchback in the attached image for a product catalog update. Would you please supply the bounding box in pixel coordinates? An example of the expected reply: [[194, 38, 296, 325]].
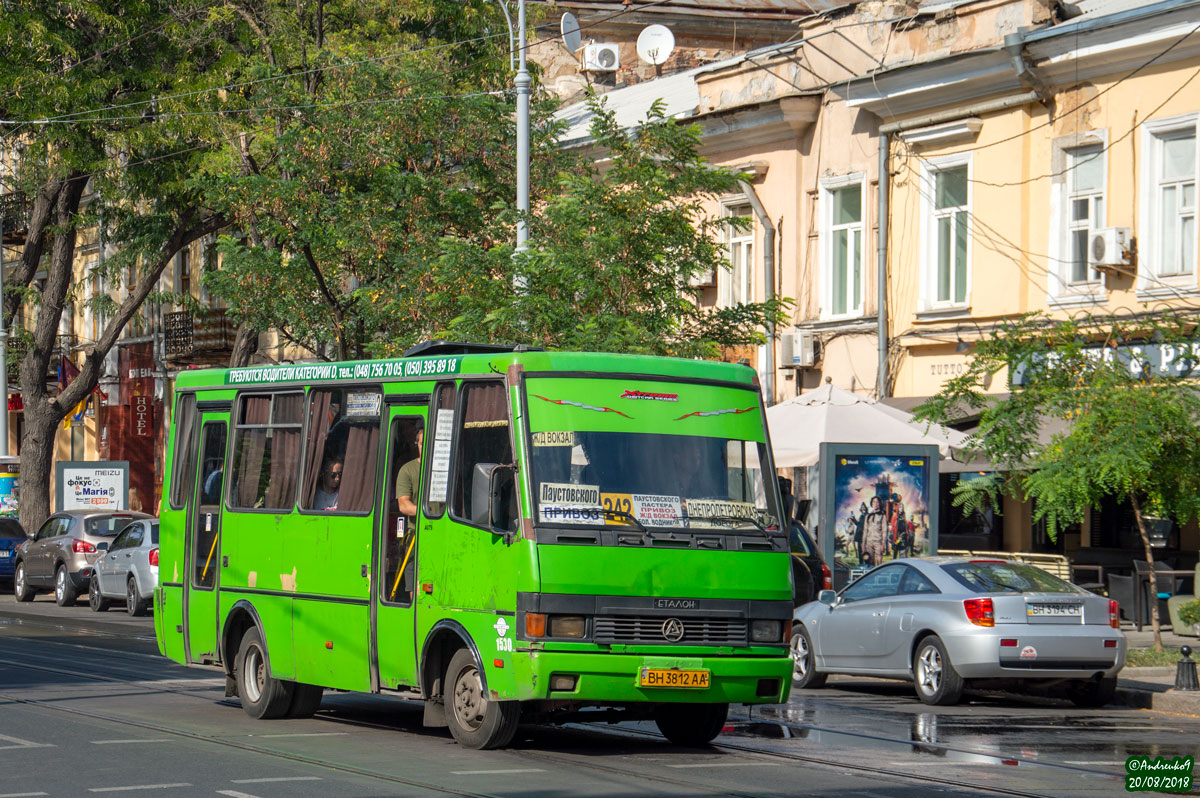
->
[[89, 519, 159, 616], [13, 510, 153, 606]]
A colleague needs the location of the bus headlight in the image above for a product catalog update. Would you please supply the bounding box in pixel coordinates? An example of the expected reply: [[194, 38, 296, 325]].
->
[[750, 620, 782, 643], [548, 615, 586, 638]]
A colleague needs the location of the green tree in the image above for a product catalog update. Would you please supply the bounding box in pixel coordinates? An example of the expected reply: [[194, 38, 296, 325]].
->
[[915, 312, 1200, 650], [435, 96, 789, 357], [0, 1, 227, 533]]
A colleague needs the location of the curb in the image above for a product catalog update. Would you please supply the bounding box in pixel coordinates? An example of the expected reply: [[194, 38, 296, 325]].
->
[[1117, 668, 1200, 714]]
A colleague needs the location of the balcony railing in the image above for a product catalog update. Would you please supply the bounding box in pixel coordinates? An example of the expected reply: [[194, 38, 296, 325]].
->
[[0, 192, 29, 245], [164, 309, 237, 360]]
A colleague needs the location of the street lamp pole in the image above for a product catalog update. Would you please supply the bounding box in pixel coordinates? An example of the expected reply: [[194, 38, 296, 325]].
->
[[514, 0, 530, 254]]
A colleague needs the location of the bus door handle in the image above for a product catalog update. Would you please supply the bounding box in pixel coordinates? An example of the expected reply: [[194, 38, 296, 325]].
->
[[361, 564, 368, 577]]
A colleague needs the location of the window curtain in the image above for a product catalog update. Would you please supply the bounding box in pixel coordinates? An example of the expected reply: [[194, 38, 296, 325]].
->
[[339, 423, 380, 512], [234, 396, 271, 507], [302, 391, 333, 507]]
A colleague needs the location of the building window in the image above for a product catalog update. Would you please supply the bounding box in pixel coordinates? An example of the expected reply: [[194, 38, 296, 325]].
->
[[921, 157, 971, 311], [1066, 146, 1105, 284], [821, 178, 864, 318], [179, 248, 191, 299], [719, 205, 753, 307], [1154, 129, 1196, 277]]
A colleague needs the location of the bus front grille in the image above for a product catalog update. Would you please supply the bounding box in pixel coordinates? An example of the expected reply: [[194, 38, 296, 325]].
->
[[593, 616, 748, 645]]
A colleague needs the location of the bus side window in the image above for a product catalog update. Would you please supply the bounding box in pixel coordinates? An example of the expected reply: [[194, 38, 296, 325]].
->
[[170, 394, 197, 509], [300, 388, 382, 513], [229, 392, 303, 511], [451, 381, 512, 528], [423, 383, 455, 518]]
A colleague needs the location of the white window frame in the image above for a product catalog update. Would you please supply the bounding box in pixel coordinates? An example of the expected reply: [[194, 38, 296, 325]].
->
[[819, 173, 866, 320], [918, 153, 972, 314], [719, 203, 754, 308], [1048, 133, 1108, 306], [1139, 113, 1199, 299]]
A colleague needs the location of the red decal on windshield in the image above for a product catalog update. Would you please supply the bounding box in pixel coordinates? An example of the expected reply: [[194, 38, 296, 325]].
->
[[675, 407, 758, 420], [533, 395, 632, 419]]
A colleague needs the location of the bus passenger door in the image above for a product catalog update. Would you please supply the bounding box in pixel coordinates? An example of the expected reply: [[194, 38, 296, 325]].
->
[[373, 407, 428, 690], [185, 419, 227, 664]]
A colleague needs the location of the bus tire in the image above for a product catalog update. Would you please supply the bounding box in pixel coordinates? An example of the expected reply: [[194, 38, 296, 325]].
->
[[284, 682, 325, 718], [235, 627, 293, 720], [444, 648, 519, 749], [654, 702, 728, 746]]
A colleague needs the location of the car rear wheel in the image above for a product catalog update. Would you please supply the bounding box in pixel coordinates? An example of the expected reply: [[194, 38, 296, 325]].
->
[[126, 576, 148, 616], [89, 575, 110, 612], [654, 702, 729, 746], [790, 626, 827, 689], [913, 635, 964, 706], [1068, 676, 1117, 708], [55, 564, 78, 607], [445, 648, 519, 749], [235, 627, 293, 719], [13, 562, 34, 602]]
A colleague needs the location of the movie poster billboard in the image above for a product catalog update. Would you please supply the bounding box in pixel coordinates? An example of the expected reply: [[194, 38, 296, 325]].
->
[[818, 443, 938, 588]]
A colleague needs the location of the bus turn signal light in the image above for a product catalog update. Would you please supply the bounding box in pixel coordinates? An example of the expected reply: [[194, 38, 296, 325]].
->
[[963, 597, 994, 627], [525, 613, 547, 638]]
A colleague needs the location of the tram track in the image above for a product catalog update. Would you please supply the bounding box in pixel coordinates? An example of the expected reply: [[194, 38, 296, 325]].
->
[[0, 631, 1077, 798]]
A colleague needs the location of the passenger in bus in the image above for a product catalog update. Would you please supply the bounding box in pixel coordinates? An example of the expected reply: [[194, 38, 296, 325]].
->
[[313, 456, 343, 510], [395, 423, 424, 520]]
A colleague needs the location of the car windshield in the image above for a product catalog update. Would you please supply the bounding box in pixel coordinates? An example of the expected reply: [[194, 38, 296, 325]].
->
[[941, 561, 1084, 595], [85, 516, 137, 537]]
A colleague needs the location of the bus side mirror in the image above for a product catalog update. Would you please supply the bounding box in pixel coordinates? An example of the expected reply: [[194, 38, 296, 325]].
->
[[489, 465, 518, 545]]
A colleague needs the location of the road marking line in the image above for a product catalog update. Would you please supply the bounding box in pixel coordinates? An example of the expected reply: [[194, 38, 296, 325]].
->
[[667, 762, 780, 768], [91, 739, 171, 745], [230, 778, 323, 784], [89, 785, 191, 793], [218, 792, 262, 798], [253, 732, 348, 738], [0, 792, 50, 797], [0, 733, 52, 750], [451, 769, 546, 775]]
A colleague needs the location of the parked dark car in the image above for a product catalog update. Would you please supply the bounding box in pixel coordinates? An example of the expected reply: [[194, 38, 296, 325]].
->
[[13, 510, 153, 606], [0, 517, 26, 585], [790, 521, 831, 607]]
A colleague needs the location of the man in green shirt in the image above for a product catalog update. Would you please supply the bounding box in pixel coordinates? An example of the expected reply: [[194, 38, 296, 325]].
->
[[396, 425, 423, 519]]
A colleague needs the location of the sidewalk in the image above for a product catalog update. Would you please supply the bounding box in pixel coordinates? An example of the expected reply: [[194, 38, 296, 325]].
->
[[1117, 624, 1200, 715]]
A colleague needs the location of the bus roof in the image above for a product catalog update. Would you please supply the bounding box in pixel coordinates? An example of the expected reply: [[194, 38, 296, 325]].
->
[[172, 349, 758, 392]]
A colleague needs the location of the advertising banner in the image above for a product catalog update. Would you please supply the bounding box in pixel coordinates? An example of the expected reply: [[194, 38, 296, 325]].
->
[[819, 443, 938, 588], [55, 461, 130, 512]]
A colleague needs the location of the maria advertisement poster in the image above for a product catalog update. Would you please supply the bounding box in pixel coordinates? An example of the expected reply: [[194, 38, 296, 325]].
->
[[819, 443, 938, 587]]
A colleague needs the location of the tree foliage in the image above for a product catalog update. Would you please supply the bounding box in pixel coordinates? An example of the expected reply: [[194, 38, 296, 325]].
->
[[915, 311, 1200, 648]]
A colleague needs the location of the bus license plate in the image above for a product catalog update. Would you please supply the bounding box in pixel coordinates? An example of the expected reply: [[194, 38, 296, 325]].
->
[[1027, 603, 1081, 617], [638, 668, 710, 688]]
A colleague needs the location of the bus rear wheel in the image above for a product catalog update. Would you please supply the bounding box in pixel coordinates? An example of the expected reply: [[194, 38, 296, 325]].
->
[[444, 648, 519, 749], [284, 682, 325, 718], [654, 702, 728, 746], [235, 627, 292, 720]]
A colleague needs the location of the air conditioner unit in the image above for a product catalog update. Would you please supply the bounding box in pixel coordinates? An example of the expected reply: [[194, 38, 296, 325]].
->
[[1089, 227, 1130, 269], [781, 330, 817, 368], [688, 267, 715, 288], [582, 43, 620, 72]]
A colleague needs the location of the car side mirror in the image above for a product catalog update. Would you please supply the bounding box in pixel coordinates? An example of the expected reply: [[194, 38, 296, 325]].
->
[[96, 542, 109, 551], [488, 465, 519, 545], [818, 589, 837, 606]]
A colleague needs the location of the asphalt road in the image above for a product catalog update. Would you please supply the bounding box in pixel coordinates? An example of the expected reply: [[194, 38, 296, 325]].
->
[[1, 593, 1195, 798]]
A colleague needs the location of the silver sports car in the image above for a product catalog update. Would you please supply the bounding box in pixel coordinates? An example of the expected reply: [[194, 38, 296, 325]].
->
[[791, 557, 1125, 706]]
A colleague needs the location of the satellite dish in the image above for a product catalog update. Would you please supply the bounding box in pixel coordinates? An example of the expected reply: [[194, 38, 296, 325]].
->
[[561, 12, 582, 54], [636, 24, 675, 66]]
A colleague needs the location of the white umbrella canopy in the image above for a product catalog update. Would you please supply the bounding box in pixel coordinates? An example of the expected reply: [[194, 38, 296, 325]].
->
[[766, 383, 970, 468]]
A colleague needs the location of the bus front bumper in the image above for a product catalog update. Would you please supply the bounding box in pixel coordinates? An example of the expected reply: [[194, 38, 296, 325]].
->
[[513, 650, 792, 704]]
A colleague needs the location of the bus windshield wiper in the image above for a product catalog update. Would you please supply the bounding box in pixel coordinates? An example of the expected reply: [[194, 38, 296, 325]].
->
[[701, 514, 774, 543], [602, 508, 647, 533]]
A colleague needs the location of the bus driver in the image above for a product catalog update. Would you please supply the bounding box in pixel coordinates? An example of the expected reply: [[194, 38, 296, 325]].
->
[[395, 423, 424, 521]]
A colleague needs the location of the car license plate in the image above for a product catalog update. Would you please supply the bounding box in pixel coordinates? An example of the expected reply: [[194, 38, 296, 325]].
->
[[638, 668, 710, 688], [1027, 603, 1082, 617], [0, 550, 9, 559]]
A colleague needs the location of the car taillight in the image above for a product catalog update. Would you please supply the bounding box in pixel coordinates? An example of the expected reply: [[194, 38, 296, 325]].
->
[[1109, 599, 1119, 629], [72, 539, 96, 553], [820, 562, 832, 591], [963, 597, 994, 627], [149, 548, 159, 566]]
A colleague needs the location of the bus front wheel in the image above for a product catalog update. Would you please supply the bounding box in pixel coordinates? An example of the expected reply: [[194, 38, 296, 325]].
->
[[654, 702, 728, 746], [444, 648, 519, 749], [235, 627, 292, 720]]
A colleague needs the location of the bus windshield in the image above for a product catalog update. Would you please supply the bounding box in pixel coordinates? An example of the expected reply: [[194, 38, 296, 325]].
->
[[529, 429, 780, 533]]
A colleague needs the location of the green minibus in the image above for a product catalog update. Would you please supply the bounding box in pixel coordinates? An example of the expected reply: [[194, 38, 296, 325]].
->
[[156, 343, 793, 749]]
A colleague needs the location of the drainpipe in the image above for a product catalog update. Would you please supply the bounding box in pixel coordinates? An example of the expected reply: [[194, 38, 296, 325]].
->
[[738, 179, 776, 406], [877, 131, 890, 399]]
